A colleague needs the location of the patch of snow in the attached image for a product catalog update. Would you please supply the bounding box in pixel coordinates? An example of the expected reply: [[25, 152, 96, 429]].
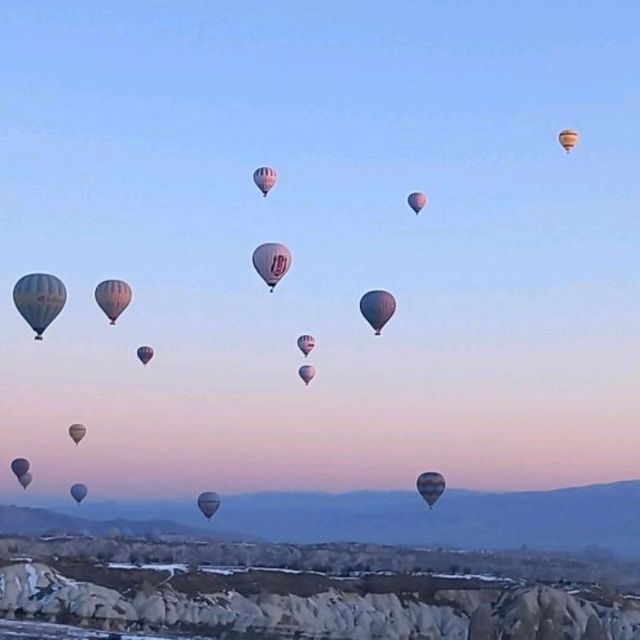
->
[[198, 565, 334, 577], [199, 565, 245, 575], [9, 557, 33, 563], [105, 562, 513, 584], [24, 563, 39, 595], [429, 572, 514, 582], [107, 562, 188, 576]]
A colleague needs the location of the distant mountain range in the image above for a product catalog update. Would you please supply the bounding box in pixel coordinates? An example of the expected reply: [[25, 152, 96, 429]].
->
[[0, 504, 243, 541], [4, 480, 640, 555]]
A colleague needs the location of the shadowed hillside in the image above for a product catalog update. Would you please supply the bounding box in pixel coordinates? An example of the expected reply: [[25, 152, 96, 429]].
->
[[0, 504, 248, 541]]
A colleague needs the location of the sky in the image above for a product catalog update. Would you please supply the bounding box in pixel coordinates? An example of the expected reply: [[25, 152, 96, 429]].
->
[[0, 1, 639, 501]]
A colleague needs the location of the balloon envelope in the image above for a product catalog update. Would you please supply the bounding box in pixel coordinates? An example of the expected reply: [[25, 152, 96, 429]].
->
[[197, 491, 221, 520], [11, 458, 30, 480], [416, 472, 446, 508], [69, 424, 86, 446], [407, 192, 427, 214], [253, 167, 277, 197], [19, 472, 32, 490], [359, 290, 396, 335], [13, 273, 67, 340], [559, 129, 579, 153], [70, 483, 88, 504], [95, 280, 132, 324], [252, 243, 292, 291], [137, 346, 154, 366], [298, 365, 316, 386], [297, 335, 316, 357]]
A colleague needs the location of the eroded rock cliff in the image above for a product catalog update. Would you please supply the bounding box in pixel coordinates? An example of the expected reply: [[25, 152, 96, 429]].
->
[[1, 562, 639, 638]]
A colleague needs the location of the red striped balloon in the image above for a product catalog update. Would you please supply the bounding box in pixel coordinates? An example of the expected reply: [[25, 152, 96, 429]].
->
[[416, 471, 446, 509]]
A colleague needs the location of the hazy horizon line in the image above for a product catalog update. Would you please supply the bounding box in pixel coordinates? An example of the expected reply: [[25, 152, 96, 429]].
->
[[3, 477, 639, 505]]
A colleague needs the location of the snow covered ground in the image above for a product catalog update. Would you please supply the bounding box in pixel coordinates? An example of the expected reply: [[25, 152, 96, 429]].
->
[[0, 619, 182, 639], [107, 562, 188, 575], [105, 561, 513, 583]]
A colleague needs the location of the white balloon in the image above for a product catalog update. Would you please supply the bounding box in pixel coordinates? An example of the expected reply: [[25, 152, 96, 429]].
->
[[252, 243, 292, 292]]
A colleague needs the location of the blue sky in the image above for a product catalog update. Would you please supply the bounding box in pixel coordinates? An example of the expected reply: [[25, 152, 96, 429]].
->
[[0, 1, 639, 498]]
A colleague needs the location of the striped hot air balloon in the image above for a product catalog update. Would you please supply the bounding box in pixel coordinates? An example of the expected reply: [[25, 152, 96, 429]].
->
[[95, 280, 132, 325], [360, 290, 396, 336], [253, 167, 277, 197], [68, 424, 86, 446], [197, 491, 221, 520], [558, 129, 579, 153], [13, 273, 67, 340], [137, 346, 154, 366], [416, 472, 446, 509], [297, 335, 316, 357]]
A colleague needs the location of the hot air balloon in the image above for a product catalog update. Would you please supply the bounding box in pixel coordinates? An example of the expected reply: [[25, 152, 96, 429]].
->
[[69, 424, 86, 446], [253, 167, 277, 197], [137, 346, 154, 366], [407, 192, 427, 215], [13, 273, 67, 340], [19, 472, 32, 490], [11, 458, 30, 480], [70, 483, 88, 504], [95, 280, 132, 324], [298, 365, 315, 386], [416, 472, 446, 509], [197, 491, 221, 520], [297, 335, 316, 357], [252, 243, 292, 292], [558, 129, 579, 153], [360, 290, 396, 336]]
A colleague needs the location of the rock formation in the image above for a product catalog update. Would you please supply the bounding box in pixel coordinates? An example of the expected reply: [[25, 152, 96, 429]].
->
[[1, 562, 640, 638]]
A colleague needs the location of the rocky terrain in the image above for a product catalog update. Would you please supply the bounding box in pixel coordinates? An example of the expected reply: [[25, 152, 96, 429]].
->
[[1, 535, 639, 592], [0, 542, 640, 638], [0, 536, 639, 638]]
